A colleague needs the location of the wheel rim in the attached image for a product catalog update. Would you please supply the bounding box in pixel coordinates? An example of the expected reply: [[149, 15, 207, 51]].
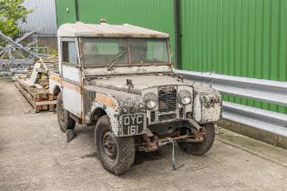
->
[[100, 130, 118, 164]]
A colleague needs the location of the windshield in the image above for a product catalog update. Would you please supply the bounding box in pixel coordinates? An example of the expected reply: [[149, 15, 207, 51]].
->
[[130, 39, 169, 63], [82, 38, 129, 67], [81, 38, 170, 68]]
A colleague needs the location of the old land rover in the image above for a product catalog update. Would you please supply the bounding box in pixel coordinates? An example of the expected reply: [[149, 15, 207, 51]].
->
[[49, 22, 222, 175]]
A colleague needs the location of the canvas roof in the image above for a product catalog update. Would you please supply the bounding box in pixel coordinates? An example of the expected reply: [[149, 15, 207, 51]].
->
[[57, 22, 169, 38]]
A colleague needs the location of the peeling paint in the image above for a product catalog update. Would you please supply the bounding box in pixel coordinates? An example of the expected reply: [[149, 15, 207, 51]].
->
[[192, 83, 222, 124]]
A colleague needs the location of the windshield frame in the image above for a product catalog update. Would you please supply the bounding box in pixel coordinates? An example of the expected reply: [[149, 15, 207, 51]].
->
[[78, 37, 172, 68]]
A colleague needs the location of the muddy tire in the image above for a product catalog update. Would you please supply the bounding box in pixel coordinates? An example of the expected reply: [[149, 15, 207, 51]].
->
[[178, 123, 215, 156], [56, 92, 75, 133], [94, 115, 135, 175]]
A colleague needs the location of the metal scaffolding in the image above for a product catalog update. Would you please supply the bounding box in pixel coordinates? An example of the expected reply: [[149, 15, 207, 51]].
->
[[0, 31, 49, 76]]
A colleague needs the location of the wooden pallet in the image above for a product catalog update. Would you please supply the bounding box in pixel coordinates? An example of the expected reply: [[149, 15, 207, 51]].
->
[[15, 78, 57, 113]]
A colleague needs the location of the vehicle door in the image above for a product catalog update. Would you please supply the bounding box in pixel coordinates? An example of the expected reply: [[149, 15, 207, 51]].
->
[[59, 38, 82, 117]]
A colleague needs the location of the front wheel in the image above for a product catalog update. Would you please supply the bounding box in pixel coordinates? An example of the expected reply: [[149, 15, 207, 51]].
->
[[94, 115, 135, 175], [178, 123, 215, 156]]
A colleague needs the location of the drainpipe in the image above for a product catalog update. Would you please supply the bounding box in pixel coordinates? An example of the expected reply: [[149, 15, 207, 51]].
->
[[75, 0, 79, 21], [173, 0, 182, 69]]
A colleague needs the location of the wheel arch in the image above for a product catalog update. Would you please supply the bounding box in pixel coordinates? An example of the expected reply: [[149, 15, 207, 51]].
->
[[90, 107, 107, 124], [86, 93, 121, 135], [53, 85, 62, 97]]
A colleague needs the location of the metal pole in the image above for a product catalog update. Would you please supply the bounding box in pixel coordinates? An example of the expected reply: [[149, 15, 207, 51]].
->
[[173, 0, 182, 69], [75, 0, 80, 21]]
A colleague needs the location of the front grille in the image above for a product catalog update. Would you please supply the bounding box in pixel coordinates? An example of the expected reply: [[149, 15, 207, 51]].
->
[[179, 107, 184, 118], [158, 86, 177, 112], [150, 111, 156, 122], [158, 113, 177, 121]]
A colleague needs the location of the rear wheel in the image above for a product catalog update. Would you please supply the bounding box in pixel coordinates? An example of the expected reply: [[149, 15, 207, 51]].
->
[[94, 115, 135, 175], [178, 123, 215, 156], [56, 92, 75, 133]]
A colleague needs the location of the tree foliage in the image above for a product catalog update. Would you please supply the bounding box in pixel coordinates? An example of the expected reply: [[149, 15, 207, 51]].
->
[[0, 0, 31, 39]]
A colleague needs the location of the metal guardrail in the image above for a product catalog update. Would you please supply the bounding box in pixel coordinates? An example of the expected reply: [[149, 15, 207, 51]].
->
[[176, 69, 287, 137]]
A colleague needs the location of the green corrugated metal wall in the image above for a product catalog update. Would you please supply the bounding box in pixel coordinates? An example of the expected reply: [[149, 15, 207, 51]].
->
[[180, 0, 287, 114], [55, 0, 287, 114], [55, 0, 77, 25]]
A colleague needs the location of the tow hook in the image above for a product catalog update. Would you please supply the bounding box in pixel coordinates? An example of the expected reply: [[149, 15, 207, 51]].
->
[[159, 138, 184, 170]]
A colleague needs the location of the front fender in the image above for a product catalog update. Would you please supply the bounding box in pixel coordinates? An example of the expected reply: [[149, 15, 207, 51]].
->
[[193, 83, 222, 124], [86, 93, 121, 135], [84, 86, 143, 136]]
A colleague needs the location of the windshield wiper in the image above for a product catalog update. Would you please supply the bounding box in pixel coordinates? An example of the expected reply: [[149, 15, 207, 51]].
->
[[107, 51, 127, 71]]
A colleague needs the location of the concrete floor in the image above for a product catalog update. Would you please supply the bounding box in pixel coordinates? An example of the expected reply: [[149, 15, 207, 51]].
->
[[1, 78, 287, 191]]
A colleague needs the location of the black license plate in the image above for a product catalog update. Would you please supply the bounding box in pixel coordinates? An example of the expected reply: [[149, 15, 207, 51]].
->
[[122, 114, 144, 135]]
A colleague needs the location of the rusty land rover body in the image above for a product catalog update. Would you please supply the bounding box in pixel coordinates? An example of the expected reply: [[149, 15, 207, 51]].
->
[[49, 22, 222, 175]]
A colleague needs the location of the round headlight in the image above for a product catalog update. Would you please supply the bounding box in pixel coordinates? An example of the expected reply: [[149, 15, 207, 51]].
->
[[145, 93, 158, 110], [147, 100, 157, 109], [179, 90, 192, 105]]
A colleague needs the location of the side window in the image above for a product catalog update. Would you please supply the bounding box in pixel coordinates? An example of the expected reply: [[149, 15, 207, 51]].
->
[[62, 41, 78, 65]]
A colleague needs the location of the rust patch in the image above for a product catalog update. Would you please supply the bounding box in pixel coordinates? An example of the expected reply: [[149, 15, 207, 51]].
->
[[95, 93, 117, 110], [50, 74, 62, 83], [62, 81, 81, 92]]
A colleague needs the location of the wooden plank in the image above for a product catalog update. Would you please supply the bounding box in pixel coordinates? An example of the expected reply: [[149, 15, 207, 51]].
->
[[15, 82, 36, 109], [48, 94, 54, 101], [16, 78, 49, 99], [15, 81, 57, 113], [49, 104, 55, 111], [35, 106, 40, 113], [35, 100, 57, 106], [16, 78, 36, 98]]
